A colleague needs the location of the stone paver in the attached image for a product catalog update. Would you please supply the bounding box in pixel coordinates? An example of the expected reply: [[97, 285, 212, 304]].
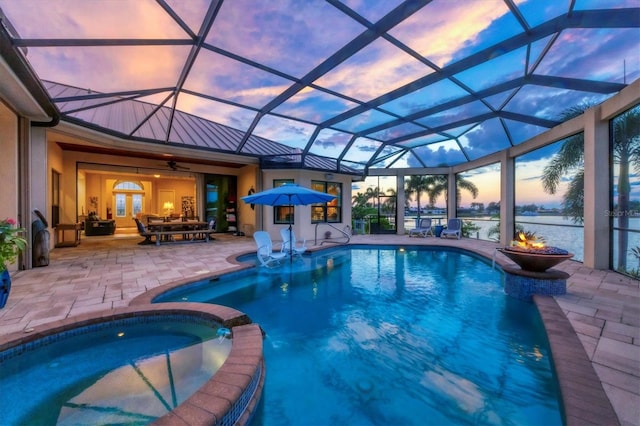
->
[[0, 232, 638, 424]]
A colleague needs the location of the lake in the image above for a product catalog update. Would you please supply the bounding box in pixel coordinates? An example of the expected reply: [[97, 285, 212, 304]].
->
[[404, 215, 640, 269]]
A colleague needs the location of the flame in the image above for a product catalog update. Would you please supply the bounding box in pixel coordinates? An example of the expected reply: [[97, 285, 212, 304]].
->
[[511, 231, 546, 249]]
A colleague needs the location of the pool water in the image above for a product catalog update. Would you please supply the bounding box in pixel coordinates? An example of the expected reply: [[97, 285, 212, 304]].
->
[[0, 318, 232, 425], [161, 246, 563, 425]]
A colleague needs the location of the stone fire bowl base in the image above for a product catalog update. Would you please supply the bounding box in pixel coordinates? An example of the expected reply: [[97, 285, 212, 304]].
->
[[502, 265, 570, 301]]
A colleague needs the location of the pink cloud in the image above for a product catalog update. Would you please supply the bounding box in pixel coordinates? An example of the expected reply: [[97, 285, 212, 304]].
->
[[390, 0, 511, 67]]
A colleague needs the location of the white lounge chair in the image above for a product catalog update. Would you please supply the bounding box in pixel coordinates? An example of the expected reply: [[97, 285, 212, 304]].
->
[[253, 231, 287, 266], [440, 218, 462, 239], [280, 227, 307, 257], [408, 218, 433, 237]]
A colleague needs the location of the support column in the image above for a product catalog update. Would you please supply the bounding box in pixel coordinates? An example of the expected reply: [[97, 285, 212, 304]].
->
[[17, 118, 32, 269], [256, 170, 264, 230], [500, 150, 515, 246], [397, 174, 405, 235], [29, 126, 48, 216], [447, 170, 456, 219], [20, 124, 48, 270], [583, 106, 609, 269]]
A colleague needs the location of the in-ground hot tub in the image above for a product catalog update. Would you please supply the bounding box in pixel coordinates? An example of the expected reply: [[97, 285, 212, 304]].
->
[[0, 303, 264, 425]]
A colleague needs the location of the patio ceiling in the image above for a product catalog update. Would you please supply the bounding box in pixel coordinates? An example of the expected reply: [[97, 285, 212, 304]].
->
[[0, 0, 638, 174]]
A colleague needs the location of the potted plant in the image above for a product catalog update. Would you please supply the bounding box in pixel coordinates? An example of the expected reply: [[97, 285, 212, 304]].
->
[[461, 220, 481, 238], [0, 218, 28, 308]]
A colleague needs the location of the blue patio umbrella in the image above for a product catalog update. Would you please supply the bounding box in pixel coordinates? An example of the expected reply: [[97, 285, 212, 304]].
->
[[241, 183, 336, 258]]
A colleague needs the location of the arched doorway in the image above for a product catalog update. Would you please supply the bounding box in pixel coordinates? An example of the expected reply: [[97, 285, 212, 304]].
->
[[112, 180, 145, 229]]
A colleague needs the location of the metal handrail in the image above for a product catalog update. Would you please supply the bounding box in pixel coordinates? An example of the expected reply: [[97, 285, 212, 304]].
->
[[314, 223, 351, 246]]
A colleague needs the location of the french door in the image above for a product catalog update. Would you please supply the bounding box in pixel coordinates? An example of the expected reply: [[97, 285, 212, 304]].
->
[[113, 192, 143, 228]]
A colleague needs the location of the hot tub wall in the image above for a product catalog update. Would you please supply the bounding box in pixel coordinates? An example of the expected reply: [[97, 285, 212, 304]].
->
[[0, 303, 264, 426]]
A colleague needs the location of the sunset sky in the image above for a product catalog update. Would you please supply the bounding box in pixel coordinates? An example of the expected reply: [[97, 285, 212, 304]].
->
[[1, 0, 637, 175]]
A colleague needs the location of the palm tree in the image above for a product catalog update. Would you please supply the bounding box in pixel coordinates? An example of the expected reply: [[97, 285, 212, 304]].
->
[[612, 107, 640, 270], [352, 192, 368, 208], [541, 104, 591, 223], [456, 176, 479, 205], [352, 192, 374, 221], [405, 176, 431, 219], [382, 188, 397, 214], [422, 175, 479, 208], [364, 187, 381, 207], [542, 103, 640, 271], [424, 175, 446, 207]]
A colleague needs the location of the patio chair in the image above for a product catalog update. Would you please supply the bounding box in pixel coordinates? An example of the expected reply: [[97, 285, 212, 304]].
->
[[133, 218, 154, 245], [280, 228, 307, 257], [197, 219, 216, 240], [253, 231, 287, 267], [408, 218, 433, 237], [440, 218, 462, 239]]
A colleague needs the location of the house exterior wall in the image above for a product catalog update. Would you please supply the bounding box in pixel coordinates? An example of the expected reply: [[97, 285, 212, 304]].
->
[[0, 102, 21, 271], [256, 170, 352, 244]]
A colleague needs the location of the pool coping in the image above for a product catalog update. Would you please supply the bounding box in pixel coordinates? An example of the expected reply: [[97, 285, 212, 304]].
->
[[534, 295, 619, 426], [130, 262, 254, 307], [0, 303, 265, 426]]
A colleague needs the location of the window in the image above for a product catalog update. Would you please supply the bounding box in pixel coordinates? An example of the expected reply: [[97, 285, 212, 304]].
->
[[132, 194, 143, 216], [515, 139, 584, 262], [115, 194, 126, 217], [311, 181, 341, 223], [274, 179, 294, 224], [456, 164, 500, 241], [114, 181, 143, 190]]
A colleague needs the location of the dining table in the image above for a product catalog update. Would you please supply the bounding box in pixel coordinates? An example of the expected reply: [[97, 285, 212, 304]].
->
[[147, 220, 210, 242]]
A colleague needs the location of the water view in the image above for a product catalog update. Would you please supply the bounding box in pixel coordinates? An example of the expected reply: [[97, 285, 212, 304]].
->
[[404, 215, 640, 267]]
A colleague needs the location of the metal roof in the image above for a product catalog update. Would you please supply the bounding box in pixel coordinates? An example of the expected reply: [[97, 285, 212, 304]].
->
[[0, 0, 638, 172]]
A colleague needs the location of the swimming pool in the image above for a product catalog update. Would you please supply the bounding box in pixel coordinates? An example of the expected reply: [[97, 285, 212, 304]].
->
[[157, 245, 563, 425], [0, 304, 264, 425]]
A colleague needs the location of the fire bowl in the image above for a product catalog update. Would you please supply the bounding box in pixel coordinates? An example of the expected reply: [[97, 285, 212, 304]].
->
[[497, 248, 574, 273]]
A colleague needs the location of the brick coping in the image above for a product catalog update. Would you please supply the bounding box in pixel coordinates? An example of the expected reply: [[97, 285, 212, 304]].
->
[[534, 295, 620, 426]]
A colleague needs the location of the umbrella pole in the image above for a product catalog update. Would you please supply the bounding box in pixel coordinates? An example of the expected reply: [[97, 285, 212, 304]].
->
[[288, 200, 293, 261]]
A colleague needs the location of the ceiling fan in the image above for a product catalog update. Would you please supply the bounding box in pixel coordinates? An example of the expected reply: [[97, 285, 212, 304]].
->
[[164, 160, 190, 171]]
